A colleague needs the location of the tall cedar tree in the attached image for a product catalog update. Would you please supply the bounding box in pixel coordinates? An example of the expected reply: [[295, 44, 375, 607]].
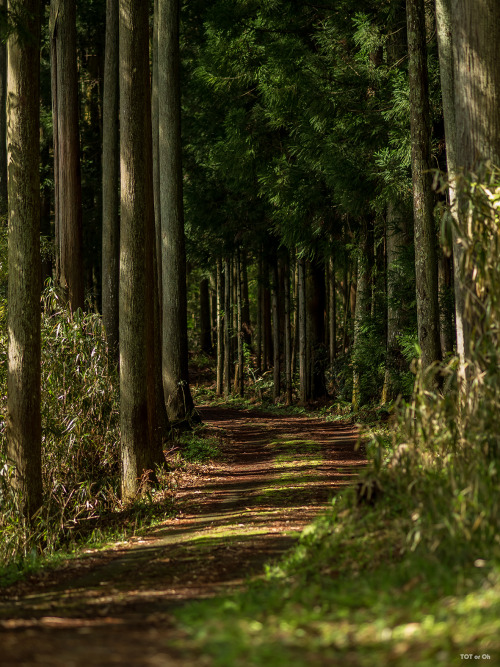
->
[[102, 0, 120, 355], [158, 0, 194, 422], [0, 0, 7, 214], [50, 0, 84, 310], [448, 0, 500, 363], [119, 0, 164, 501], [407, 0, 441, 369], [6, 0, 42, 517]]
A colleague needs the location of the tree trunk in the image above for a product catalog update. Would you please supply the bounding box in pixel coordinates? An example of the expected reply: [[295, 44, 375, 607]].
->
[[216, 258, 224, 396], [283, 253, 292, 405], [119, 0, 164, 501], [199, 277, 212, 354], [451, 0, 500, 169], [307, 258, 327, 399], [407, 0, 441, 369], [158, 0, 194, 421], [352, 222, 371, 409], [256, 253, 263, 373], [263, 257, 272, 370], [383, 202, 407, 402], [241, 251, 251, 347], [210, 271, 217, 349], [435, 0, 464, 371], [449, 0, 500, 363], [271, 256, 280, 402], [291, 253, 299, 376], [102, 0, 119, 355], [152, 0, 162, 325], [328, 254, 337, 364], [236, 250, 244, 396], [223, 257, 231, 397], [438, 250, 454, 357], [6, 0, 42, 518], [0, 0, 7, 215], [50, 0, 84, 310], [298, 256, 307, 405]]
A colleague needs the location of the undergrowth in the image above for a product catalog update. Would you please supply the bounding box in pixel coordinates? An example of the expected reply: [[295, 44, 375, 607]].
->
[[172, 166, 500, 664], [0, 284, 179, 580]]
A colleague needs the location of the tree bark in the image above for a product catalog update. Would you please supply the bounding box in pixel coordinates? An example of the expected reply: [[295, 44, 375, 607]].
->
[[199, 277, 212, 354], [307, 258, 327, 399], [298, 256, 307, 405], [119, 0, 164, 501], [223, 257, 231, 397], [271, 256, 280, 402], [50, 0, 84, 310], [328, 254, 337, 364], [283, 253, 292, 405], [407, 0, 441, 369], [352, 222, 371, 409], [262, 257, 272, 370], [102, 0, 120, 355], [0, 0, 7, 215], [216, 258, 224, 396], [6, 0, 42, 518], [158, 0, 194, 421], [448, 0, 500, 364], [256, 252, 263, 373], [236, 250, 244, 396], [241, 251, 251, 347], [152, 0, 162, 325], [383, 202, 408, 402], [451, 0, 500, 169]]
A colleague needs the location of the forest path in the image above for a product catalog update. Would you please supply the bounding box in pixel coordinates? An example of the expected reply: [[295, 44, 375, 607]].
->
[[0, 406, 364, 666]]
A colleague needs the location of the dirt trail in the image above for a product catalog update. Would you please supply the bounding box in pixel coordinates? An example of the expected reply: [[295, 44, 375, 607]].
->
[[0, 406, 364, 666]]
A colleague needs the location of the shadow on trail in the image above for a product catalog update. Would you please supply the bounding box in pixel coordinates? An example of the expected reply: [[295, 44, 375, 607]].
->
[[0, 405, 365, 666]]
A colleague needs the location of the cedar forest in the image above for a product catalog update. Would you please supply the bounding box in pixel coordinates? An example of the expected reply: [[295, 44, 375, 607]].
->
[[0, 0, 499, 664]]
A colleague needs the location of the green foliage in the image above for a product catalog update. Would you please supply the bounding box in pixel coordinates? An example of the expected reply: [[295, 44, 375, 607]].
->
[[0, 284, 121, 566], [178, 428, 223, 464]]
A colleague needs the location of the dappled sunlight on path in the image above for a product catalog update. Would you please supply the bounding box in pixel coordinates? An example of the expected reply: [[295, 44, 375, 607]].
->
[[0, 406, 364, 666]]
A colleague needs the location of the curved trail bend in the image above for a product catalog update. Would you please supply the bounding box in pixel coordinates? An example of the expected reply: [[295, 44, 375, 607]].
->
[[0, 406, 364, 666]]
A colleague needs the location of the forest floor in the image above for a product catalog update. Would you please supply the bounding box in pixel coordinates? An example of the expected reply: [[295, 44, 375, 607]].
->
[[0, 406, 364, 666]]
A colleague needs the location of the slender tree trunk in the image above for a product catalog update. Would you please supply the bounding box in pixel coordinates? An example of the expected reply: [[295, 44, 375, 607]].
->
[[291, 253, 299, 376], [298, 256, 307, 405], [210, 271, 217, 349], [223, 257, 231, 397], [263, 257, 272, 370], [438, 250, 454, 357], [407, 0, 441, 369], [241, 250, 251, 347], [236, 250, 244, 396], [352, 225, 371, 410], [6, 0, 42, 518], [216, 258, 224, 396], [328, 254, 337, 364], [271, 256, 280, 402], [199, 277, 212, 354], [435, 0, 463, 366], [50, 0, 84, 310], [102, 0, 119, 355], [283, 253, 292, 405], [158, 0, 194, 421], [383, 202, 407, 402], [308, 258, 327, 399], [256, 253, 263, 373], [0, 0, 7, 215], [119, 0, 164, 501], [152, 0, 162, 325]]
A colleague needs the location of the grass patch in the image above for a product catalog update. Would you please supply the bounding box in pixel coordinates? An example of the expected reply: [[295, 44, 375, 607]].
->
[[174, 489, 500, 666]]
